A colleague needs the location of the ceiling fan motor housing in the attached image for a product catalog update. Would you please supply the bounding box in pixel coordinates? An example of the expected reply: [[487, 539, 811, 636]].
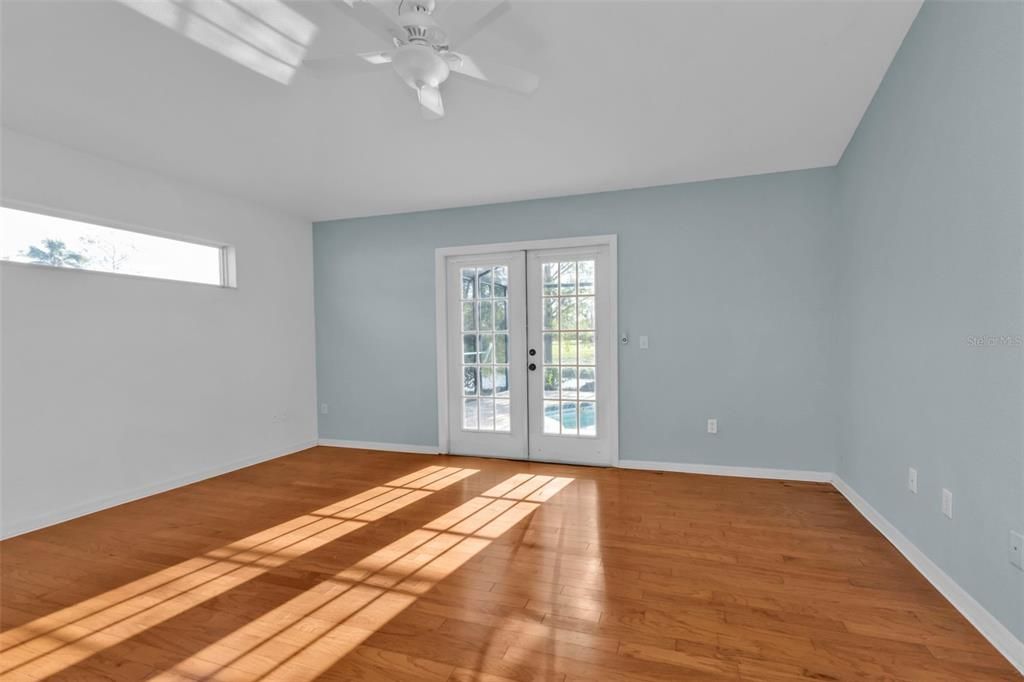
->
[[391, 43, 451, 90], [396, 3, 448, 48]]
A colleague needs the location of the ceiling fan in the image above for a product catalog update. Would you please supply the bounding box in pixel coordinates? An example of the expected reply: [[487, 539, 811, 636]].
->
[[304, 0, 539, 119]]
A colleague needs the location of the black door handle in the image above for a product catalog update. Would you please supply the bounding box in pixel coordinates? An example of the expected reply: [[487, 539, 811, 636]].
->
[[528, 363, 537, 371]]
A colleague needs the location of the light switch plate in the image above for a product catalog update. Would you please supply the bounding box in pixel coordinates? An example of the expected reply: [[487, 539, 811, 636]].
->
[[908, 467, 917, 494], [639, 335, 649, 349], [941, 488, 953, 518]]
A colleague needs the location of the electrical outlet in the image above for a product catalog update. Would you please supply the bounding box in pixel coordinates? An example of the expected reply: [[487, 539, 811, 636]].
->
[[320, 403, 329, 415], [1010, 531, 1023, 570], [707, 418, 718, 435], [941, 488, 953, 519], [907, 467, 918, 494]]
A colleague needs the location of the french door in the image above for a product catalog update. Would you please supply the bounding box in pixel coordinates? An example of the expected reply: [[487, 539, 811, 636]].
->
[[445, 251, 528, 459], [444, 243, 615, 466]]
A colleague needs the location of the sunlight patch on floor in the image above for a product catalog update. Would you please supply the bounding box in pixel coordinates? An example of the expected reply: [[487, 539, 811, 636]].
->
[[151, 473, 575, 681], [0, 465, 477, 679]]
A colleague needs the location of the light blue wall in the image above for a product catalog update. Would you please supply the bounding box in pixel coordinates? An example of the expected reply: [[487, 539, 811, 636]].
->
[[313, 0, 1022, 647], [315, 169, 841, 472], [836, 0, 1023, 640]]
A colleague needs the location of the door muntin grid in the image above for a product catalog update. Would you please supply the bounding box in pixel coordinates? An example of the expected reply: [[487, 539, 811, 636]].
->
[[540, 259, 597, 437], [461, 265, 511, 432]]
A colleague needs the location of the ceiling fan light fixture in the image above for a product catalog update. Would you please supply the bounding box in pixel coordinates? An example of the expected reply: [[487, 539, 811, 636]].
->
[[391, 43, 450, 90]]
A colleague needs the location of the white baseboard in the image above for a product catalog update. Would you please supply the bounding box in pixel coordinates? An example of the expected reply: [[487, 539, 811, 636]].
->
[[314, 446, 829, 482], [617, 459, 833, 483], [318, 439, 440, 455], [832, 476, 1024, 675], [0, 440, 318, 540]]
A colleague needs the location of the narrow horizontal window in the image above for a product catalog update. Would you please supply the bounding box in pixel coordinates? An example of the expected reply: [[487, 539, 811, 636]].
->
[[0, 206, 229, 287]]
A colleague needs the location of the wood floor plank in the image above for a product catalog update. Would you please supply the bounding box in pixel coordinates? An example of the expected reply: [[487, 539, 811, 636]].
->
[[1, 447, 1018, 680]]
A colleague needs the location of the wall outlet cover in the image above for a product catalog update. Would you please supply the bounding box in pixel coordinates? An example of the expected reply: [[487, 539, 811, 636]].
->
[[707, 418, 718, 435]]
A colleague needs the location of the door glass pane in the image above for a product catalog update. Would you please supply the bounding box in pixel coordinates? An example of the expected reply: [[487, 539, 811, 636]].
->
[[495, 334, 508, 363], [479, 301, 494, 331], [543, 401, 560, 434], [543, 367, 559, 399], [479, 334, 494, 363], [559, 296, 576, 330], [579, 367, 596, 400], [561, 401, 578, 435], [463, 334, 478, 364], [559, 332, 577, 365], [494, 300, 508, 331], [479, 398, 495, 430], [561, 367, 578, 400], [539, 259, 597, 437], [461, 262, 511, 433], [578, 261, 595, 295], [579, 402, 597, 436], [543, 263, 559, 296], [478, 267, 493, 298], [463, 398, 478, 429], [543, 298, 558, 330], [461, 268, 477, 299], [578, 297, 595, 330], [494, 366, 509, 397], [542, 333, 557, 364], [559, 262, 576, 296], [493, 266, 508, 297], [578, 332, 595, 365], [463, 367, 478, 396]]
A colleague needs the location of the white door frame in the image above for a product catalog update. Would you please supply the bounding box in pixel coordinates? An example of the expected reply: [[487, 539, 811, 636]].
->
[[435, 235, 619, 465]]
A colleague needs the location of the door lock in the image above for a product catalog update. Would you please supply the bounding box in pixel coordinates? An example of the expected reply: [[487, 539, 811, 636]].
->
[[528, 348, 537, 356], [528, 363, 537, 371]]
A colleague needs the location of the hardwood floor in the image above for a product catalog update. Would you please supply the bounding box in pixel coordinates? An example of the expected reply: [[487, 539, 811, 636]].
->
[[1, 446, 1018, 681]]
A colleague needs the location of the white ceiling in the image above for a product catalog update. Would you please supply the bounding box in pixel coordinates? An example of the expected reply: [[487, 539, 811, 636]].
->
[[1, 0, 920, 221]]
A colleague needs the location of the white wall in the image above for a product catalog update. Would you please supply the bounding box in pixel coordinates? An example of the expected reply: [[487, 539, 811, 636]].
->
[[0, 129, 317, 537]]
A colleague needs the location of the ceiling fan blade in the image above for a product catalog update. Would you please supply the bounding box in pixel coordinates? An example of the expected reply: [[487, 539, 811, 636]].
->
[[358, 50, 394, 64], [329, 0, 405, 45], [439, 0, 510, 46], [449, 51, 538, 94], [302, 52, 392, 78], [417, 85, 445, 119]]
